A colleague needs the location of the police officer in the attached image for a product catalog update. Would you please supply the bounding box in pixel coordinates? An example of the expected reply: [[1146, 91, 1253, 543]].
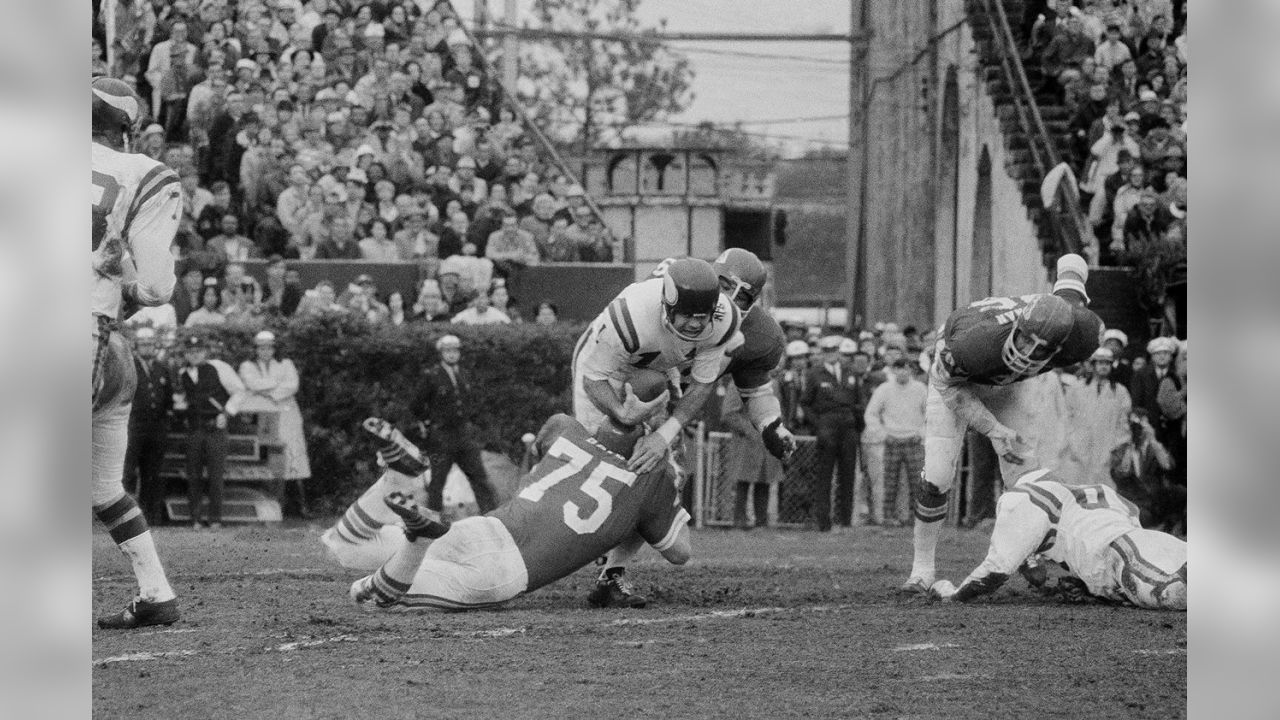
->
[[800, 335, 865, 531], [125, 328, 174, 524], [177, 335, 245, 528], [410, 335, 500, 514]]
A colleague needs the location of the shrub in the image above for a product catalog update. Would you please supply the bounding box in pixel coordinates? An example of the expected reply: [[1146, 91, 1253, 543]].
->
[[188, 314, 584, 510]]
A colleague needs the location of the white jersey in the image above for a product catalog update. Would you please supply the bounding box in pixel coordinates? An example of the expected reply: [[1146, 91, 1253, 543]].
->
[[92, 142, 181, 325], [574, 277, 743, 386]]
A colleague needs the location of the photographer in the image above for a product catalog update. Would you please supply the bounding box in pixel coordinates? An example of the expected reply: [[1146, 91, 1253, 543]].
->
[[1110, 409, 1183, 534]]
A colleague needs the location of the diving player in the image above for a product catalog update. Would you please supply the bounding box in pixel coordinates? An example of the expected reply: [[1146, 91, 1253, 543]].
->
[[322, 369, 691, 611], [902, 254, 1103, 594], [929, 468, 1186, 610], [92, 76, 184, 628]]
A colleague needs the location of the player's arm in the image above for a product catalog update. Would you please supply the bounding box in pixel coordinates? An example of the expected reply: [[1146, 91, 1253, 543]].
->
[[578, 321, 667, 426], [932, 369, 1024, 464], [659, 523, 692, 565], [124, 167, 182, 307], [934, 492, 1052, 602], [627, 378, 715, 473], [731, 340, 796, 459], [638, 467, 693, 565]]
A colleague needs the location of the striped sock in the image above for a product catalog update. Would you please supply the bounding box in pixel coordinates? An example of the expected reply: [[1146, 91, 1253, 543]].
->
[[368, 568, 412, 606], [95, 495, 175, 602]]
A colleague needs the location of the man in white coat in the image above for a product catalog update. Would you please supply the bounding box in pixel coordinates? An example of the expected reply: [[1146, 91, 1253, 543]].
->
[[238, 331, 312, 515]]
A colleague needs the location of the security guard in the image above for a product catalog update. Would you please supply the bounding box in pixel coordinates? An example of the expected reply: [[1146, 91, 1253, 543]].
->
[[800, 335, 865, 531], [125, 327, 173, 524]]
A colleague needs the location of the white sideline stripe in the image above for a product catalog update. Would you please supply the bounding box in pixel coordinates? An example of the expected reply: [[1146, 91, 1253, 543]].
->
[[94, 567, 334, 583], [93, 634, 359, 666], [893, 642, 961, 652], [609, 603, 855, 627], [1133, 648, 1186, 656]]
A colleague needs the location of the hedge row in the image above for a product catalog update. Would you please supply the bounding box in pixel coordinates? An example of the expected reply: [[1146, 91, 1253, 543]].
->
[[189, 313, 584, 512]]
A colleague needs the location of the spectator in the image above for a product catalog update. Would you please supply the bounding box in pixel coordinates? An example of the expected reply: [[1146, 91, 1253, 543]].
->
[[358, 218, 399, 261], [1122, 187, 1173, 250], [800, 335, 864, 532], [581, 214, 616, 263], [238, 331, 311, 517], [533, 300, 559, 327], [863, 357, 927, 527], [436, 266, 471, 317], [171, 266, 206, 326], [124, 327, 174, 525], [485, 208, 540, 274], [411, 279, 452, 322], [438, 210, 470, 260], [1156, 338, 1188, 486], [450, 155, 488, 201], [184, 281, 226, 327], [146, 18, 200, 141], [721, 379, 783, 529], [222, 262, 264, 309], [522, 193, 559, 259], [296, 279, 342, 316], [261, 255, 303, 318], [276, 163, 313, 245], [1129, 336, 1178, 441], [778, 340, 811, 435], [206, 212, 262, 262], [1100, 328, 1134, 387], [314, 215, 362, 259], [387, 291, 409, 326], [450, 286, 511, 326], [394, 206, 440, 260], [488, 281, 522, 323], [1094, 23, 1133, 71], [175, 335, 246, 529], [1109, 162, 1148, 256], [1110, 408, 1181, 532], [1061, 348, 1132, 488], [408, 335, 501, 514]]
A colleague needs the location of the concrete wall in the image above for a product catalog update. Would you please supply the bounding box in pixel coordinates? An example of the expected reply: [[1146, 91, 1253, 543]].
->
[[860, 0, 1051, 330]]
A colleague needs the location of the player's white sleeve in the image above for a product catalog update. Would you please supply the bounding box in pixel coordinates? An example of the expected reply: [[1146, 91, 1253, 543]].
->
[[690, 344, 733, 384], [738, 385, 782, 430], [952, 492, 1052, 601], [126, 171, 182, 307]]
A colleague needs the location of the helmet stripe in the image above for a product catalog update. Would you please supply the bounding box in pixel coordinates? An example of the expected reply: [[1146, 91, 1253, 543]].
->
[[92, 87, 139, 123]]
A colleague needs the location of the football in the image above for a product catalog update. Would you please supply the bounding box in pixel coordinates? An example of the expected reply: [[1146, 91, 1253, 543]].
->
[[623, 367, 669, 403]]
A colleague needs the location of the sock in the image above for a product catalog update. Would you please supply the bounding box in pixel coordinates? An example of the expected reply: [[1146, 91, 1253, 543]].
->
[[95, 495, 175, 602], [598, 533, 645, 579], [366, 537, 433, 605], [333, 471, 420, 544], [910, 475, 950, 580]]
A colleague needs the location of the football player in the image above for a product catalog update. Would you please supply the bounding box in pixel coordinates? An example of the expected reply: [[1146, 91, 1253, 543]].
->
[[92, 77, 183, 629], [902, 254, 1103, 594], [322, 369, 691, 611], [586, 249, 798, 608], [929, 468, 1186, 610]]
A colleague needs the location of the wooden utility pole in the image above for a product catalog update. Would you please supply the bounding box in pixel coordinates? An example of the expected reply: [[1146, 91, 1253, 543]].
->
[[846, 0, 870, 332]]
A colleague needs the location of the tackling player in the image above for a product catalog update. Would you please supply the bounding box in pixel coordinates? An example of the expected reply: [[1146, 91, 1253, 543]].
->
[[321, 369, 691, 610], [586, 249, 798, 607], [902, 254, 1103, 594], [92, 77, 184, 628], [929, 468, 1186, 610]]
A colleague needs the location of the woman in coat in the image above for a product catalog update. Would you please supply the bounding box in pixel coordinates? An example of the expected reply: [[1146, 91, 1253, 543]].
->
[[238, 330, 311, 515], [1062, 348, 1132, 487]]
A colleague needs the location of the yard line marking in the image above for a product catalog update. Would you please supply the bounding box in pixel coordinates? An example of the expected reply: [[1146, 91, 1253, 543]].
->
[[1132, 649, 1186, 656], [609, 603, 856, 626], [94, 567, 337, 583], [95, 650, 199, 665], [893, 642, 961, 652], [276, 635, 358, 652], [93, 634, 362, 666], [132, 628, 199, 637]]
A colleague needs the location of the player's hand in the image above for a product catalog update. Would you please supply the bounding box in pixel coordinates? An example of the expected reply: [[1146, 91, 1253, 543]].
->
[[988, 425, 1026, 465], [929, 579, 957, 602], [215, 413, 228, 430], [616, 383, 669, 426], [761, 419, 797, 461], [627, 432, 669, 474]]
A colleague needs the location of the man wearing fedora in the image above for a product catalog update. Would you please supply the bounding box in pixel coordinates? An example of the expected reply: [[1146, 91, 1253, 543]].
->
[[177, 335, 246, 528]]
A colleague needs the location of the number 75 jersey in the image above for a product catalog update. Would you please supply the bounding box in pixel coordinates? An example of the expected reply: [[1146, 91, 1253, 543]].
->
[[91, 142, 182, 321], [489, 414, 690, 592]]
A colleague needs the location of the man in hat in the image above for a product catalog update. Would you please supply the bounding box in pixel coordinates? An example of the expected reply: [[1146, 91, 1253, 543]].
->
[[901, 255, 1103, 594], [1129, 336, 1178, 433], [125, 327, 175, 526], [408, 335, 501, 514], [800, 335, 865, 531], [1100, 328, 1133, 387], [450, 155, 487, 201], [1121, 187, 1173, 249], [177, 335, 246, 528]]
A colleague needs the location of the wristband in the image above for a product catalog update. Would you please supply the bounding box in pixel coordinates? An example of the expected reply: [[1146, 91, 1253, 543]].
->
[[655, 417, 682, 445]]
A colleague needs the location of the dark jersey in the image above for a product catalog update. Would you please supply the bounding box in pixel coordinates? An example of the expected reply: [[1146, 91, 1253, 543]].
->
[[939, 294, 1101, 386], [488, 414, 689, 592], [721, 305, 787, 391]]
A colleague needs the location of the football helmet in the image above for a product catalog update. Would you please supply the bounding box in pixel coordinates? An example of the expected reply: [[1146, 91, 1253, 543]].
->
[[711, 248, 767, 311], [660, 258, 720, 341], [92, 76, 143, 144], [1001, 295, 1074, 375]]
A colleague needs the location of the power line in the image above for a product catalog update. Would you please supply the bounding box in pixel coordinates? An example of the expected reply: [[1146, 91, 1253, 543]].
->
[[673, 45, 848, 65], [472, 23, 864, 44], [732, 113, 849, 125], [621, 119, 849, 147]]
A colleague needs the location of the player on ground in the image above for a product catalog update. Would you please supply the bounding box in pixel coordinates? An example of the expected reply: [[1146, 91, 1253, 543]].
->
[[586, 249, 798, 608], [929, 468, 1186, 610], [321, 369, 691, 610], [902, 254, 1103, 594], [92, 77, 184, 628]]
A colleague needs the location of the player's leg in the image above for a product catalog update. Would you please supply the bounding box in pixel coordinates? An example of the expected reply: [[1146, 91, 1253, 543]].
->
[[185, 428, 206, 526], [350, 491, 454, 608], [987, 379, 1049, 485], [832, 422, 858, 529], [93, 334, 179, 629], [322, 418, 431, 570], [589, 533, 648, 608], [862, 439, 886, 525], [882, 439, 904, 526], [752, 481, 770, 527], [904, 385, 965, 591], [902, 438, 926, 525], [811, 420, 838, 532], [206, 427, 228, 528], [1108, 529, 1187, 610]]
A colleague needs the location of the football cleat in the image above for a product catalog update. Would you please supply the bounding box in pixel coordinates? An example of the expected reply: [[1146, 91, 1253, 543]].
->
[[349, 577, 394, 610], [96, 596, 180, 630], [363, 417, 429, 477], [587, 568, 647, 609], [899, 575, 935, 595], [383, 491, 450, 541]]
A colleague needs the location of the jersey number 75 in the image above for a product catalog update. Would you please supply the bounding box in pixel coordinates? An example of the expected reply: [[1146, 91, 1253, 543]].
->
[[518, 437, 639, 534]]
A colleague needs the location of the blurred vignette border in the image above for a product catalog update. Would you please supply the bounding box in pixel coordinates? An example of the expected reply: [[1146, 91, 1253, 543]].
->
[[0, 0, 89, 717], [1191, 1, 1280, 718]]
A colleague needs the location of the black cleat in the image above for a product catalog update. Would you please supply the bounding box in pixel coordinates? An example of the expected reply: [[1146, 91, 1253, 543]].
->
[[383, 492, 450, 541], [363, 417, 429, 477], [587, 568, 647, 609], [96, 597, 180, 630]]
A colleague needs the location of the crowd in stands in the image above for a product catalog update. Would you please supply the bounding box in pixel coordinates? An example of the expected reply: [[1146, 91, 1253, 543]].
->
[[1024, 1, 1187, 289], [94, 0, 616, 332]]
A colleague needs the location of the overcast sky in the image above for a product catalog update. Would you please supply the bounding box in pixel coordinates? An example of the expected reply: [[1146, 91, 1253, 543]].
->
[[476, 0, 853, 156]]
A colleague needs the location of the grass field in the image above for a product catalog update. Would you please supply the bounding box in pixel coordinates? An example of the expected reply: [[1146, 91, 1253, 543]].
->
[[93, 521, 1186, 719]]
